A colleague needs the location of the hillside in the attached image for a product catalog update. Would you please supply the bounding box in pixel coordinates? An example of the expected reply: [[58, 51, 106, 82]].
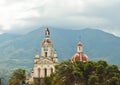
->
[[0, 27, 120, 72]]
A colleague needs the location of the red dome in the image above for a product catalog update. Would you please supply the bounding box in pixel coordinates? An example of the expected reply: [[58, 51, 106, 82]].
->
[[71, 52, 88, 62]]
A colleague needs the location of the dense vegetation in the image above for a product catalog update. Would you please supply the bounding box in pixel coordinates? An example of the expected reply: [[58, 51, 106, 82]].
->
[[8, 69, 26, 85], [8, 60, 120, 85], [44, 60, 120, 85]]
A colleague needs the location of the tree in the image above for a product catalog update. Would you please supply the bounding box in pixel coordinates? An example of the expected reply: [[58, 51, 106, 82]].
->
[[8, 68, 26, 85], [105, 65, 120, 85], [83, 61, 96, 84], [54, 61, 82, 85], [88, 75, 98, 85], [45, 60, 120, 85], [43, 76, 52, 85], [106, 77, 119, 85], [97, 60, 108, 67]]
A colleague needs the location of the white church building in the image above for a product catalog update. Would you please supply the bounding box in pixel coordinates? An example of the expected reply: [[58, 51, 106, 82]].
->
[[28, 28, 58, 84], [27, 27, 89, 84]]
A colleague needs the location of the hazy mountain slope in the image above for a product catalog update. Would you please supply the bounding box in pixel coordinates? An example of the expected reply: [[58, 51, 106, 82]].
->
[[52, 28, 120, 64], [0, 33, 21, 43], [0, 28, 120, 72]]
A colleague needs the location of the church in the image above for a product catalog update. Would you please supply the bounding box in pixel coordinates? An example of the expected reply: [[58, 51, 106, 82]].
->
[[28, 28, 58, 84], [71, 41, 88, 62], [27, 27, 88, 84]]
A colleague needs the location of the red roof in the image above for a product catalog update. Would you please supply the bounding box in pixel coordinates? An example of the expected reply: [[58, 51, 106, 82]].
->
[[71, 52, 88, 62]]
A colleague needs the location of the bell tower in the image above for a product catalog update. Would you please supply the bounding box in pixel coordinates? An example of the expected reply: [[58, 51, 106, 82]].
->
[[29, 27, 58, 85], [41, 28, 53, 59]]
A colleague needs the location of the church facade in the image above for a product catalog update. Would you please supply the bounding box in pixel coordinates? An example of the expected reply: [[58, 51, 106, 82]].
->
[[28, 28, 58, 84]]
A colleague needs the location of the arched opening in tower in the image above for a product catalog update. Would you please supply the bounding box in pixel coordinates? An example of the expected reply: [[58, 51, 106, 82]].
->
[[45, 52, 47, 57]]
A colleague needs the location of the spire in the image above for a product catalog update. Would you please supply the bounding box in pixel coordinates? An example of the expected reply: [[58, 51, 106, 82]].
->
[[78, 35, 83, 46], [45, 27, 50, 38], [78, 41, 82, 46], [77, 41, 83, 53], [77, 35, 83, 53]]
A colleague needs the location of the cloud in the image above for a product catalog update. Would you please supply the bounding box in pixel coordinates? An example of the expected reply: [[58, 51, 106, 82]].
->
[[0, 0, 120, 36]]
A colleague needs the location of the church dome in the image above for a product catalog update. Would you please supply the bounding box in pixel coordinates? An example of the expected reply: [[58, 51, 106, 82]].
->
[[71, 41, 89, 62], [71, 53, 88, 62]]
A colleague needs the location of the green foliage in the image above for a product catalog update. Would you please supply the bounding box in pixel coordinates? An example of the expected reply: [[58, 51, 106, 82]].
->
[[43, 76, 53, 85], [51, 60, 120, 85], [88, 75, 98, 85], [34, 78, 40, 85], [106, 77, 119, 85], [8, 68, 26, 85], [54, 61, 76, 85]]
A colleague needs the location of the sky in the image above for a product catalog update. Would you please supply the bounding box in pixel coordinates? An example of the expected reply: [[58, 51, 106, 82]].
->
[[0, 0, 120, 36]]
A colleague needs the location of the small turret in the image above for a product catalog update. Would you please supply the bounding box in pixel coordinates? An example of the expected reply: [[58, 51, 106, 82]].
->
[[41, 28, 53, 59], [34, 51, 40, 63], [53, 50, 58, 63], [77, 41, 83, 53]]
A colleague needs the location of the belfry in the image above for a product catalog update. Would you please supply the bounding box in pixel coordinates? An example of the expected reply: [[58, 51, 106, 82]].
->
[[28, 28, 58, 84]]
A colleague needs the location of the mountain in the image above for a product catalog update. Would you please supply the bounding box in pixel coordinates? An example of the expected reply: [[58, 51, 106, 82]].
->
[[0, 33, 21, 43], [0, 27, 120, 73]]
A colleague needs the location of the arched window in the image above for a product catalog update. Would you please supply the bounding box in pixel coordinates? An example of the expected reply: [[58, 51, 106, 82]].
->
[[45, 52, 47, 57], [44, 68, 47, 77], [51, 68, 53, 74], [38, 68, 40, 78]]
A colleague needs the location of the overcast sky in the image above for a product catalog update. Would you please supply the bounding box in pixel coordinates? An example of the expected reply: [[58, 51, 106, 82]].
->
[[0, 0, 120, 36]]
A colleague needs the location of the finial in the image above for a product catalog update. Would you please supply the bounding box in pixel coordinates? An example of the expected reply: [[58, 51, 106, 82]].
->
[[45, 27, 50, 38], [79, 35, 82, 41], [78, 35, 82, 46]]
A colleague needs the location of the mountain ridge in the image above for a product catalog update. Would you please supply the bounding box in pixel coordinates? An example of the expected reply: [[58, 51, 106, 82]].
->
[[0, 27, 120, 72]]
